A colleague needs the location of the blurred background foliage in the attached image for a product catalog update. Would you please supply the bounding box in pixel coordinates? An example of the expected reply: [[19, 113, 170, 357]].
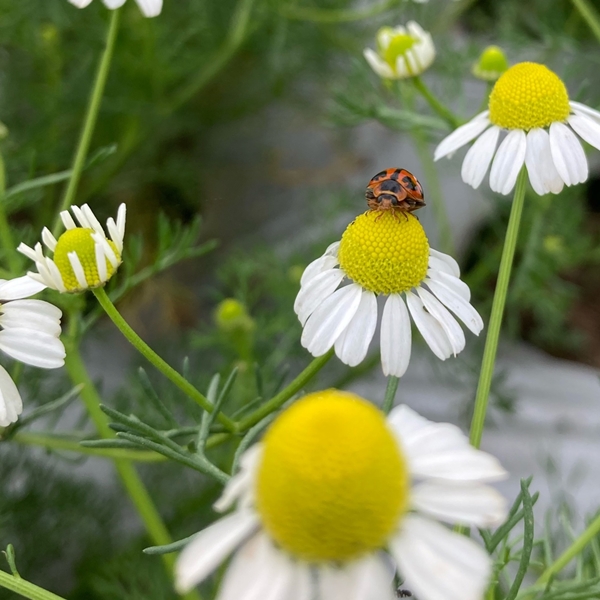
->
[[2, 0, 600, 597]]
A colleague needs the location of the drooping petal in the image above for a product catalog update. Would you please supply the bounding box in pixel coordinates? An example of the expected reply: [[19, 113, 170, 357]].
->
[[425, 271, 470, 301], [428, 248, 460, 277], [411, 480, 507, 528], [524, 128, 563, 195], [175, 510, 260, 593], [0, 328, 65, 369], [135, 0, 163, 17], [0, 300, 62, 338], [294, 269, 344, 326], [489, 129, 526, 195], [0, 276, 47, 300], [301, 284, 363, 357], [364, 49, 395, 79], [214, 445, 262, 513], [570, 100, 600, 124], [568, 114, 600, 151], [549, 121, 588, 186], [68, 0, 94, 7], [461, 125, 500, 189], [389, 515, 491, 600], [434, 112, 490, 161], [300, 250, 339, 287], [102, 0, 127, 8], [0, 365, 22, 427], [334, 290, 377, 367], [380, 294, 411, 378]]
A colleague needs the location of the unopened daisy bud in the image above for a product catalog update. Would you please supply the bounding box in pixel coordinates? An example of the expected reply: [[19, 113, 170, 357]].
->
[[472, 45, 509, 82], [67, 0, 162, 18], [18, 204, 126, 294], [215, 299, 255, 335], [364, 22, 435, 80]]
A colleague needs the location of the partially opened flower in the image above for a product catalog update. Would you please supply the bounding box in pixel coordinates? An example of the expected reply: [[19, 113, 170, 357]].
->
[[295, 211, 483, 377], [67, 0, 162, 17], [176, 390, 507, 600], [0, 276, 65, 427], [364, 22, 435, 79], [18, 204, 126, 294], [435, 62, 600, 195]]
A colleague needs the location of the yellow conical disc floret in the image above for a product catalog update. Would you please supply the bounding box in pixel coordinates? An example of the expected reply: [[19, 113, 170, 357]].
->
[[338, 211, 429, 295], [256, 390, 408, 562], [489, 62, 570, 130], [54, 228, 119, 292]]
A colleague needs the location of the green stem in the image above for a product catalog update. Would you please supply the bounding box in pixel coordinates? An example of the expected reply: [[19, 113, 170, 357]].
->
[[92, 287, 236, 432], [52, 9, 121, 237], [536, 512, 600, 584], [64, 341, 201, 600], [382, 376, 399, 414], [0, 152, 18, 273], [0, 570, 65, 600], [237, 349, 334, 431], [469, 169, 527, 448], [571, 0, 600, 44], [413, 77, 460, 129]]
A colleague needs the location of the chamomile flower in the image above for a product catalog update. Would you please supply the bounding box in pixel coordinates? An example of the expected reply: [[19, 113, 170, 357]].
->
[[435, 62, 600, 195], [364, 22, 435, 80], [295, 211, 483, 377], [0, 276, 65, 427], [67, 0, 162, 18], [176, 390, 507, 600], [18, 204, 126, 294]]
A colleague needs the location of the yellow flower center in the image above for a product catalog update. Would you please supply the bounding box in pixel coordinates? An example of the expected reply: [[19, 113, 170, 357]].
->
[[338, 211, 429, 295], [489, 62, 570, 130], [54, 228, 119, 293], [256, 390, 408, 562], [378, 30, 416, 69]]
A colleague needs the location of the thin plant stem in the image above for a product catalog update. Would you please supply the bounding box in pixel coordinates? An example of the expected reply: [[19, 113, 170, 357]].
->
[[237, 349, 334, 431], [571, 0, 600, 44], [52, 9, 121, 237], [92, 287, 236, 432], [64, 338, 201, 600], [536, 512, 600, 585], [0, 152, 18, 273], [0, 570, 66, 600], [469, 169, 528, 448], [382, 376, 399, 414], [413, 77, 461, 129]]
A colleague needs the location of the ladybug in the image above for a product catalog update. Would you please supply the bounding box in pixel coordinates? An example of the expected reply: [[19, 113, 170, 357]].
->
[[365, 168, 426, 216]]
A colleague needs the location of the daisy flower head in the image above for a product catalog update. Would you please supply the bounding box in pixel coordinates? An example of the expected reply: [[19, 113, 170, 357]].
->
[[67, 0, 162, 18], [18, 204, 126, 294], [0, 276, 65, 427], [364, 22, 435, 80], [472, 46, 509, 82], [294, 211, 483, 377], [176, 389, 508, 600], [435, 62, 600, 195]]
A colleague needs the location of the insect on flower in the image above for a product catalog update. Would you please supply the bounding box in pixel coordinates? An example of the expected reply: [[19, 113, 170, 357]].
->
[[366, 168, 426, 217]]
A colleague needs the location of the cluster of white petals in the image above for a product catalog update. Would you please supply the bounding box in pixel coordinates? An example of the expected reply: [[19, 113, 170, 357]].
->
[[67, 0, 162, 18]]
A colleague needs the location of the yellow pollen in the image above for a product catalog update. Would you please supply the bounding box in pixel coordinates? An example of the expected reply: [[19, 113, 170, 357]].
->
[[53, 228, 120, 293], [489, 62, 570, 130], [256, 390, 409, 562], [338, 211, 429, 295]]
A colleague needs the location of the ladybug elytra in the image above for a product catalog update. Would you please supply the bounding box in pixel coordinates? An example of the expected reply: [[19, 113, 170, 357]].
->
[[365, 168, 426, 216]]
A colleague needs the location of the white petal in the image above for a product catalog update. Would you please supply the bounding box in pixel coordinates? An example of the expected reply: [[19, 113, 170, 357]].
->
[[95, 242, 108, 283], [0, 328, 66, 369], [16, 243, 39, 263], [0, 276, 47, 300], [411, 480, 507, 527], [387, 405, 507, 482], [214, 445, 262, 513], [549, 121, 588, 186], [524, 128, 563, 195], [318, 554, 395, 600], [568, 114, 600, 151], [175, 510, 260, 594], [103, 0, 127, 7], [70, 205, 91, 229], [116, 203, 127, 242], [80, 204, 104, 235], [429, 248, 460, 277], [390, 515, 492, 600], [0, 300, 62, 338], [301, 284, 363, 357], [288, 563, 312, 600], [425, 276, 483, 335], [364, 49, 395, 79], [570, 100, 600, 124], [405, 291, 453, 361], [68, 0, 94, 7], [0, 365, 22, 427], [380, 294, 411, 378], [294, 269, 344, 326], [216, 533, 296, 600], [41, 228, 58, 252], [489, 129, 526, 195], [334, 290, 377, 367], [68, 252, 88, 289], [135, 0, 163, 16], [300, 253, 339, 287], [433, 113, 490, 161], [425, 272, 470, 301], [461, 126, 500, 189], [60, 211, 77, 230], [416, 287, 465, 356]]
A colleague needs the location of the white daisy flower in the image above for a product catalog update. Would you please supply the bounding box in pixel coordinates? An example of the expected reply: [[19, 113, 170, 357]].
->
[[175, 390, 508, 600], [0, 276, 66, 427], [67, 0, 162, 18], [364, 22, 435, 80], [18, 204, 126, 294], [435, 62, 600, 196], [294, 211, 483, 377]]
